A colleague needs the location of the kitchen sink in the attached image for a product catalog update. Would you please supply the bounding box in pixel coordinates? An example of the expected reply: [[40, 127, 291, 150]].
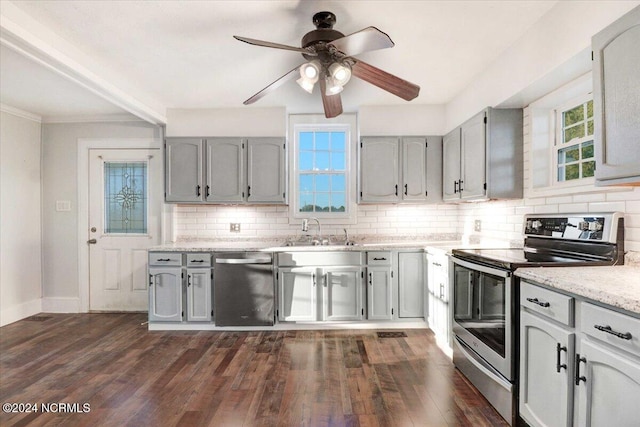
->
[[282, 239, 358, 247]]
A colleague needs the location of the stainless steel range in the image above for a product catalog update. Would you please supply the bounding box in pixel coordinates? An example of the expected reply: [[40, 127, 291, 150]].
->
[[450, 213, 625, 426]]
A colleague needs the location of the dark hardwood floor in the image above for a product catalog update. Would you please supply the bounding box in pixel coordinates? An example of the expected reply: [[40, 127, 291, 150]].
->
[[0, 314, 508, 426]]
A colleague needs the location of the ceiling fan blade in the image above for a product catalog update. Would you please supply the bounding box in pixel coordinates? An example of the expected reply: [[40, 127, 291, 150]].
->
[[234, 36, 317, 56], [243, 65, 301, 105], [319, 78, 343, 118], [328, 27, 394, 56], [351, 60, 420, 101]]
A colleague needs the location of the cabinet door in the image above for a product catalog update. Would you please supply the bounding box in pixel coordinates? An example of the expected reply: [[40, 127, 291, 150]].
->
[[165, 138, 203, 202], [460, 111, 486, 200], [247, 138, 286, 204], [149, 267, 183, 322], [323, 267, 363, 321], [442, 129, 461, 202], [360, 137, 400, 202], [398, 252, 424, 318], [278, 267, 317, 321], [593, 7, 640, 184], [401, 137, 427, 202], [519, 310, 574, 427], [576, 339, 640, 427], [367, 266, 392, 320], [205, 138, 245, 202], [186, 268, 212, 322]]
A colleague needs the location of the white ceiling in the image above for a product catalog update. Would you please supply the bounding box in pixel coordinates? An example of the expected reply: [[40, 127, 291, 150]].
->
[[0, 0, 560, 121]]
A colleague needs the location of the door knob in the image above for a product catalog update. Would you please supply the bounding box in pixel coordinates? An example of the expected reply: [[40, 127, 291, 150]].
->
[[87, 239, 97, 244]]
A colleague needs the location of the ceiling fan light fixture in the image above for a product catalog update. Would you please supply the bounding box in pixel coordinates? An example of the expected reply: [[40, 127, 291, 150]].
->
[[296, 77, 316, 94], [300, 60, 321, 81], [325, 76, 344, 95], [328, 62, 351, 85]]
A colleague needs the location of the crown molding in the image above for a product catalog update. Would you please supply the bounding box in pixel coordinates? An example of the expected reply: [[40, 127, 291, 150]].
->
[[42, 113, 144, 124], [0, 103, 42, 122]]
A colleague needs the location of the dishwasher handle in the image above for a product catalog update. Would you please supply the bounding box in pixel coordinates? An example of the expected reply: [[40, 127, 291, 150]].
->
[[215, 258, 272, 265]]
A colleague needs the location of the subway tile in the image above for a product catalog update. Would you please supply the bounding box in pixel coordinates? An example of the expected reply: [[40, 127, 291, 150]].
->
[[556, 203, 589, 213], [588, 201, 626, 213], [605, 188, 640, 201], [572, 193, 606, 203]]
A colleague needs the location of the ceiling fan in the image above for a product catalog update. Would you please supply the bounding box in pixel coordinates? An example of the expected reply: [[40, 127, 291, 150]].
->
[[234, 11, 420, 118]]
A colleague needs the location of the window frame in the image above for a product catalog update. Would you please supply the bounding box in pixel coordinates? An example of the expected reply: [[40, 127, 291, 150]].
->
[[288, 114, 358, 225], [552, 93, 596, 186]]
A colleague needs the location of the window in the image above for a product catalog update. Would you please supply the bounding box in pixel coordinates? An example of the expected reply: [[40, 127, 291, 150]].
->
[[289, 114, 357, 224], [555, 97, 595, 182], [104, 162, 147, 233]]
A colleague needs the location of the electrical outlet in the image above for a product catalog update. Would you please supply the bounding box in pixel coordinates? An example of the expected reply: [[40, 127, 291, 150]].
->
[[474, 220, 482, 232], [230, 223, 241, 233]]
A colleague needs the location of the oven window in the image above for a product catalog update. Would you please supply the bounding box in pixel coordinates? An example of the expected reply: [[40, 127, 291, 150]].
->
[[453, 264, 506, 357]]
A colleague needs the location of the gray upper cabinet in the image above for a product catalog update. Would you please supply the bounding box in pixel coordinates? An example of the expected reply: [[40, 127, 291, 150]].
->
[[247, 138, 286, 203], [442, 107, 523, 202], [165, 137, 286, 204], [206, 138, 244, 203], [165, 138, 204, 202], [593, 6, 640, 185], [360, 136, 442, 203]]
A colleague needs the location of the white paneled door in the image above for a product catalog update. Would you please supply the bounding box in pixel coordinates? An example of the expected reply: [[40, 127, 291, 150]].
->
[[89, 149, 161, 311]]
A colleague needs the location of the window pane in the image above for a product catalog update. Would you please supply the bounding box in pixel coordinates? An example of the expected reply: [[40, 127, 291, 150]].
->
[[331, 192, 346, 212], [104, 162, 147, 234], [563, 104, 584, 127], [331, 152, 345, 170], [564, 125, 585, 143], [331, 132, 345, 151], [315, 151, 330, 170], [299, 174, 314, 192], [316, 175, 330, 191], [315, 193, 330, 212], [299, 192, 314, 212], [587, 100, 593, 118], [558, 166, 565, 182], [300, 132, 314, 150], [583, 161, 596, 178], [565, 164, 580, 181], [331, 174, 345, 191], [316, 132, 330, 150], [582, 141, 594, 159], [587, 119, 594, 136], [558, 144, 580, 164], [299, 151, 314, 171]]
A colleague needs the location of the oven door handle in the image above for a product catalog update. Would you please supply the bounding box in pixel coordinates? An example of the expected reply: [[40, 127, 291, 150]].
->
[[451, 257, 511, 278]]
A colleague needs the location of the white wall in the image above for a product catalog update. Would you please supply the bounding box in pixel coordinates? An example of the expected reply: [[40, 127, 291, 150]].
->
[[166, 107, 286, 137], [41, 121, 161, 311], [359, 105, 446, 136], [0, 110, 42, 326]]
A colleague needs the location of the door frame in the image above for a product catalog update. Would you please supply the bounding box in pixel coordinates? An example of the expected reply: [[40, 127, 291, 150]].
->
[[77, 137, 172, 312]]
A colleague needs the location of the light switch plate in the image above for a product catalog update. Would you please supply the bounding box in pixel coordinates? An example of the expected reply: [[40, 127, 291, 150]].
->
[[230, 223, 241, 233], [56, 200, 71, 212], [474, 220, 482, 232]]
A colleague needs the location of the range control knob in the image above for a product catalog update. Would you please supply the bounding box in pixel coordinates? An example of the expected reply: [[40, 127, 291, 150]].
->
[[531, 220, 543, 230]]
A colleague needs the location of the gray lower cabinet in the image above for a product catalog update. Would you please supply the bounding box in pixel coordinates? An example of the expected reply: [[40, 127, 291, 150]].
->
[[359, 136, 442, 203], [398, 252, 424, 318], [186, 267, 212, 322], [323, 267, 363, 321], [426, 249, 450, 349], [149, 267, 183, 322], [443, 107, 523, 202], [277, 267, 317, 321], [519, 281, 640, 427], [593, 6, 640, 185], [165, 137, 286, 204], [367, 266, 393, 320]]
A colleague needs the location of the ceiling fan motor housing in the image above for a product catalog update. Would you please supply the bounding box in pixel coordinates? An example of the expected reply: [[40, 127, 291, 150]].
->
[[301, 11, 344, 61]]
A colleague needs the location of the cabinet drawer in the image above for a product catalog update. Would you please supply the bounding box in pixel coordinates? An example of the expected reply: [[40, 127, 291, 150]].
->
[[581, 302, 640, 356], [277, 251, 363, 267], [186, 253, 212, 267], [149, 252, 182, 266], [367, 252, 392, 265], [521, 281, 574, 327]]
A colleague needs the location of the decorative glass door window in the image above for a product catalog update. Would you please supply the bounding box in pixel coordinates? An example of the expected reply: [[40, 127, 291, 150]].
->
[[297, 131, 347, 213], [104, 162, 147, 234], [556, 98, 595, 182]]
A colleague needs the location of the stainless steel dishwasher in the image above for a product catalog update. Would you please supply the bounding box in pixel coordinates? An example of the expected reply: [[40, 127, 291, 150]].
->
[[214, 252, 274, 326]]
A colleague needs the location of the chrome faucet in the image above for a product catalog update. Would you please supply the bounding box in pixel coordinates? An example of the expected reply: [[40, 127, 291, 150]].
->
[[302, 217, 322, 244]]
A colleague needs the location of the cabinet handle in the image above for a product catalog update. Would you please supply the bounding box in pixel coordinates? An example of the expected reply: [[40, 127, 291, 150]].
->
[[205, 185, 210, 198], [433, 262, 441, 267], [323, 273, 328, 287], [459, 180, 464, 192], [594, 324, 632, 340], [556, 343, 567, 373], [454, 181, 459, 194], [395, 184, 398, 196], [369, 272, 372, 285], [187, 274, 191, 287], [149, 274, 153, 286], [373, 257, 387, 261], [247, 186, 251, 198], [196, 185, 201, 197], [575, 354, 586, 385], [439, 283, 445, 299], [156, 258, 171, 262], [312, 273, 316, 286], [190, 259, 204, 263], [404, 183, 408, 196], [526, 297, 550, 308]]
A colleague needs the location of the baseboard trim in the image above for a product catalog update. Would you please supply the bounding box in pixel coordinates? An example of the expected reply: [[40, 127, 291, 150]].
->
[[42, 297, 81, 313], [0, 298, 43, 326]]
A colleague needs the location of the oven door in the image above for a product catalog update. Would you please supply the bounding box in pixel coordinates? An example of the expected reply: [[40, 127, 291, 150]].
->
[[452, 257, 513, 381]]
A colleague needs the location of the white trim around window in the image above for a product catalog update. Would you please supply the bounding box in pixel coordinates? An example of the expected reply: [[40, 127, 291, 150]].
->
[[288, 114, 358, 225]]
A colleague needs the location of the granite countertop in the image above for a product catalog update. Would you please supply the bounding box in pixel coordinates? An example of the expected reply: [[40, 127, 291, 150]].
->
[[515, 265, 640, 315]]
